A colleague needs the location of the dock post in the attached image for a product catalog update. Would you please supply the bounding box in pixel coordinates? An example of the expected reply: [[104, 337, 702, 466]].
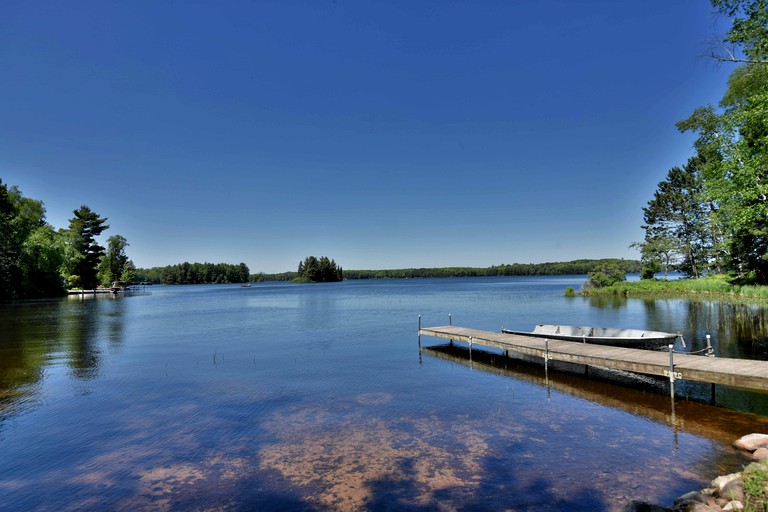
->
[[708, 334, 716, 403], [668, 344, 677, 421], [448, 314, 452, 326], [544, 339, 551, 402], [668, 344, 675, 399], [418, 315, 421, 351]]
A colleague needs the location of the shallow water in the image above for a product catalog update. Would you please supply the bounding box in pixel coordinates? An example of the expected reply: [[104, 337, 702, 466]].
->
[[1, 276, 767, 511]]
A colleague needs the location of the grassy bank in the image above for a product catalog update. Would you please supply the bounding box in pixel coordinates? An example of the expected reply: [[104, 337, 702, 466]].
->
[[582, 275, 768, 302]]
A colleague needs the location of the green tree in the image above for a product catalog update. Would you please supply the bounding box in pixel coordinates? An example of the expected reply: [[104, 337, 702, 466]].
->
[[630, 238, 676, 280], [677, 1, 768, 282], [584, 262, 626, 290], [0, 180, 20, 300], [640, 157, 712, 278], [99, 235, 130, 285], [238, 263, 250, 283], [64, 205, 109, 290], [711, 0, 768, 64], [121, 259, 136, 283], [296, 256, 342, 282], [21, 224, 65, 297], [0, 180, 64, 299]]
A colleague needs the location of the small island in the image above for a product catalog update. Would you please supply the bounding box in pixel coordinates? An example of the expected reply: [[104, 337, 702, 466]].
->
[[293, 256, 343, 283]]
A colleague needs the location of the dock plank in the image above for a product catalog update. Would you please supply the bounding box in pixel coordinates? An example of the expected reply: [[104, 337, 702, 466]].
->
[[419, 325, 768, 392]]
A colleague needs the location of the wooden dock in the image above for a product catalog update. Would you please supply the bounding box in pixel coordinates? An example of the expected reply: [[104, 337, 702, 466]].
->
[[419, 325, 768, 393]]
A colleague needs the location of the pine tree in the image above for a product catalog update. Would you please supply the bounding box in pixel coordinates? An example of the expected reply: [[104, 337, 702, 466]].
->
[[65, 205, 109, 289], [641, 157, 711, 278]]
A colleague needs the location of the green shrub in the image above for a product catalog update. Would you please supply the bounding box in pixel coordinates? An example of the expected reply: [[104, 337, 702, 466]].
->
[[585, 263, 626, 290], [743, 461, 768, 511]]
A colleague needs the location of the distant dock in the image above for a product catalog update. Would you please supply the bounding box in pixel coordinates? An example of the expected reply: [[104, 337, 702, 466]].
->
[[419, 325, 768, 393], [68, 289, 113, 295], [67, 285, 145, 297]]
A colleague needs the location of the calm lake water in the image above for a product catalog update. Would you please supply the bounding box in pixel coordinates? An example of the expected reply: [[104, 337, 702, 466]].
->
[[2, 276, 768, 511]]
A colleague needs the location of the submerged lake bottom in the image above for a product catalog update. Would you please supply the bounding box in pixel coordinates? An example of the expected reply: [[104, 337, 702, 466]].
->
[[1, 277, 767, 511]]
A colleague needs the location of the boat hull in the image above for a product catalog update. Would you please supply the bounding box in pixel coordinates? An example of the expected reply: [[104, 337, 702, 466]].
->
[[500, 324, 679, 348]]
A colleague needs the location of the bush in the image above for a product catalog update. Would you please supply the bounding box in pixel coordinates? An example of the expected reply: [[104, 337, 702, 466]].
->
[[585, 263, 626, 290], [742, 461, 768, 511]]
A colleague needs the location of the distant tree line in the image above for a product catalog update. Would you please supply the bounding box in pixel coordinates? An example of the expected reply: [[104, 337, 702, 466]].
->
[[252, 271, 297, 282], [343, 259, 640, 279], [133, 262, 250, 285], [253, 259, 641, 282], [0, 179, 133, 300]]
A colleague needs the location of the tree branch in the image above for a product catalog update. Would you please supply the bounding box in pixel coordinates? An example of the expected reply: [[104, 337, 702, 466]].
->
[[711, 46, 768, 64]]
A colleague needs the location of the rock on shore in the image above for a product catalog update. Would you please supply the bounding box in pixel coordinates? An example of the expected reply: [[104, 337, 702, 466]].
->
[[622, 433, 768, 512]]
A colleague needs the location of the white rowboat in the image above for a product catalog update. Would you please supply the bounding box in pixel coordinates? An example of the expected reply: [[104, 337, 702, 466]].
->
[[500, 324, 682, 348]]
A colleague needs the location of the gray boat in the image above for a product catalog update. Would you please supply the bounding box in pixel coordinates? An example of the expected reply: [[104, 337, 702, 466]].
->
[[500, 324, 682, 348]]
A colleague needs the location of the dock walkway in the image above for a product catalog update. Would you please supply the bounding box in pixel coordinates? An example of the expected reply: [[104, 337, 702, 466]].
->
[[419, 325, 768, 392], [68, 289, 113, 295]]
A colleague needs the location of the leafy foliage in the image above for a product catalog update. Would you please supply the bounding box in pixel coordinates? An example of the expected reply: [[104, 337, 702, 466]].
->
[[21, 224, 65, 297], [584, 262, 626, 290], [637, 156, 717, 278], [98, 235, 133, 285], [0, 181, 138, 299], [711, 0, 768, 63], [0, 180, 20, 300], [638, 0, 768, 284], [0, 180, 66, 299]]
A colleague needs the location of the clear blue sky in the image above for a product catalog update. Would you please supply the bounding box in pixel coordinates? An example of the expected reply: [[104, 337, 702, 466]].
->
[[2, 1, 731, 273]]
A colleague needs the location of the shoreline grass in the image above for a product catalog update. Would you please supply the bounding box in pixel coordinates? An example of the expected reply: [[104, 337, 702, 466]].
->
[[581, 274, 768, 303]]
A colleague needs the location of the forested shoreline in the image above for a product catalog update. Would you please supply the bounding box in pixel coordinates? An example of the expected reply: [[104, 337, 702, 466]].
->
[[133, 262, 250, 285], [254, 258, 641, 282], [0, 180, 134, 299]]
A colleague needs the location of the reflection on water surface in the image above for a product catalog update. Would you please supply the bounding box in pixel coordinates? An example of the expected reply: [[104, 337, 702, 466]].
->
[[0, 278, 767, 511]]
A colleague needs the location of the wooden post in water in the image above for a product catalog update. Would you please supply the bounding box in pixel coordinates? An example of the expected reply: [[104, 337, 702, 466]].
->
[[666, 344, 678, 403], [544, 338, 551, 402], [706, 335, 716, 404], [668, 345, 674, 397], [418, 315, 421, 351]]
